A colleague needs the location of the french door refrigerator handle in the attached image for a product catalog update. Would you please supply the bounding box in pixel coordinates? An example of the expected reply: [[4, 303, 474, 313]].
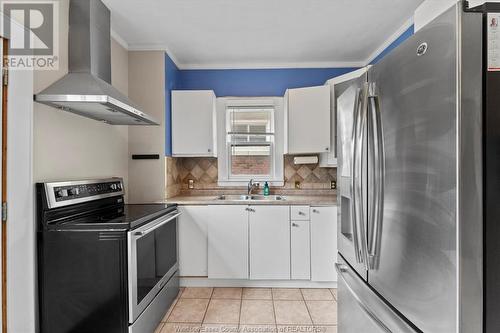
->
[[367, 83, 385, 270], [335, 263, 392, 333], [350, 88, 362, 264], [352, 84, 370, 269]]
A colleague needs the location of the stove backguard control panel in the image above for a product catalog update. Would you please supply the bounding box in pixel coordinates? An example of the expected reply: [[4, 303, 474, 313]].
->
[[54, 181, 123, 202], [40, 178, 125, 209]]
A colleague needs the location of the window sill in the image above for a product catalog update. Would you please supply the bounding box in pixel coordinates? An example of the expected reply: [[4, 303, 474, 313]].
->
[[217, 180, 284, 187]]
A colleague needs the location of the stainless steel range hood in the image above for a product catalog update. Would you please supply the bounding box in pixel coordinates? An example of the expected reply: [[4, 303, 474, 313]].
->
[[35, 0, 158, 125]]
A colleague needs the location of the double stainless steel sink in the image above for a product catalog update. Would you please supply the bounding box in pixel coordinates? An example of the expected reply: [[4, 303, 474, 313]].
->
[[215, 194, 286, 201]]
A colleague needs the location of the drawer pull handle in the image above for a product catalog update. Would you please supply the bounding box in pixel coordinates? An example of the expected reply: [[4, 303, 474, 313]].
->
[[298, 211, 306, 216], [292, 223, 299, 227]]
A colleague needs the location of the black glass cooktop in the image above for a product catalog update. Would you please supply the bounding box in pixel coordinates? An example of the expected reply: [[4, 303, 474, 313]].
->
[[50, 203, 177, 230]]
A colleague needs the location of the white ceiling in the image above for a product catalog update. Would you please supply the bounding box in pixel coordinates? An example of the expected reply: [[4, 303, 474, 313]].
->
[[103, 0, 425, 69]]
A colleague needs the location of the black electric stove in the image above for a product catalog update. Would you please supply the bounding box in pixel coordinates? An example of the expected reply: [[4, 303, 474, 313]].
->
[[36, 178, 180, 333], [36, 178, 176, 230]]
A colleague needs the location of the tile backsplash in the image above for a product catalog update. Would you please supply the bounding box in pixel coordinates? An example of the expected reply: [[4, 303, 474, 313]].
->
[[165, 156, 336, 198]]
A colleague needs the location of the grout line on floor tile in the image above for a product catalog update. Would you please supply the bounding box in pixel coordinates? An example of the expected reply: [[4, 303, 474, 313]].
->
[[329, 288, 337, 302], [302, 297, 315, 326], [200, 288, 216, 324], [271, 287, 279, 327], [156, 322, 164, 333], [164, 291, 182, 323], [238, 295, 243, 326]]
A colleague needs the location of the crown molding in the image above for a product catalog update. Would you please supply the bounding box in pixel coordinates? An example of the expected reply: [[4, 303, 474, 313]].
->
[[110, 29, 129, 50], [175, 61, 366, 70], [127, 43, 182, 67], [127, 42, 365, 69], [364, 16, 414, 65]]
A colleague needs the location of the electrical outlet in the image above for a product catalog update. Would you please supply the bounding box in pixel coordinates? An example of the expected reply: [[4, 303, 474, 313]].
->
[[188, 179, 194, 189], [295, 181, 301, 189], [331, 180, 337, 190]]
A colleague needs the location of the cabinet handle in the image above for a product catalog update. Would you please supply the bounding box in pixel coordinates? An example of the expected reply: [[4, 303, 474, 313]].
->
[[298, 211, 306, 216], [246, 208, 255, 213], [208, 148, 211, 153], [312, 209, 319, 214], [292, 223, 299, 227], [325, 147, 329, 151]]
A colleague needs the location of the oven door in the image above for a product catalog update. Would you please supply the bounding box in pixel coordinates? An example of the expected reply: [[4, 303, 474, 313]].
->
[[128, 210, 180, 323]]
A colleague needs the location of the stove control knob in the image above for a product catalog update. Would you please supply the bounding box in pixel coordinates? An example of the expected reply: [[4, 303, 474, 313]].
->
[[56, 189, 69, 198], [69, 188, 79, 196], [110, 184, 118, 190]]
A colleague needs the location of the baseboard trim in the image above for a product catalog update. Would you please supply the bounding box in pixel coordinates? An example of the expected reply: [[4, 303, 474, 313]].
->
[[180, 277, 337, 288]]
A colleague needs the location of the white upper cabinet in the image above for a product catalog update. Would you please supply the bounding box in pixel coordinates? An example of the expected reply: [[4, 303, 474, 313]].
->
[[319, 82, 337, 167], [285, 85, 330, 154], [172, 90, 217, 157], [249, 205, 290, 280], [311, 206, 338, 282]]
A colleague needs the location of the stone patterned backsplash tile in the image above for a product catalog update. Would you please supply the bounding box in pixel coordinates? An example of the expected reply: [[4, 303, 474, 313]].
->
[[165, 155, 337, 198], [165, 157, 182, 198]]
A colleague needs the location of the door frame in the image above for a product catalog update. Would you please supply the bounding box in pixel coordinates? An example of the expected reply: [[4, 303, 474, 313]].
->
[[0, 13, 36, 333], [1, 36, 6, 333]]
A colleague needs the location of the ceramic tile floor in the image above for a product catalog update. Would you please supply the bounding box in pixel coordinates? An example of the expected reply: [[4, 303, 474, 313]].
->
[[155, 288, 338, 333]]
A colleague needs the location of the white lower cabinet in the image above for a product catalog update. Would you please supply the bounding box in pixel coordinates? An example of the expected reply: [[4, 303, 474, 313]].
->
[[180, 204, 337, 282], [291, 220, 311, 280], [249, 206, 290, 280], [178, 206, 209, 276], [207, 205, 249, 279], [311, 206, 338, 282]]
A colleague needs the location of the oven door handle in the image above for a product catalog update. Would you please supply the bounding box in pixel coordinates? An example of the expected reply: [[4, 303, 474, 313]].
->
[[133, 212, 181, 237]]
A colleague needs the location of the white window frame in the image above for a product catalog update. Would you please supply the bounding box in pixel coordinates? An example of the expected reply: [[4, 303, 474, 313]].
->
[[217, 97, 284, 187]]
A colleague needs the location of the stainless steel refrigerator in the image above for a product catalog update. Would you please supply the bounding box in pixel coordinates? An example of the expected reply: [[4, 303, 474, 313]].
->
[[335, 2, 500, 332]]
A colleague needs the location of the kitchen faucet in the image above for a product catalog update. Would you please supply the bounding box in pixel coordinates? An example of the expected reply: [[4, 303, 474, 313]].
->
[[247, 179, 259, 196]]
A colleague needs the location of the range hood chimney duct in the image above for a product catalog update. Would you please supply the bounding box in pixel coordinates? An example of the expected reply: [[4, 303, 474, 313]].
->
[[35, 0, 158, 126]]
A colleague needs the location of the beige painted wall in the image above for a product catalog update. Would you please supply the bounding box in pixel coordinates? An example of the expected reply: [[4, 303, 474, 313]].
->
[[128, 51, 166, 203], [33, 0, 130, 200]]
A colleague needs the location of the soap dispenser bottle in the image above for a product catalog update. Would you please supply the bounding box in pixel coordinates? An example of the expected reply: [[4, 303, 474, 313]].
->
[[263, 182, 270, 196]]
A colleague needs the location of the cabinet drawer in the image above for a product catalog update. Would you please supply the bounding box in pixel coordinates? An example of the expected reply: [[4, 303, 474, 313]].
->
[[291, 206, 310, 220]]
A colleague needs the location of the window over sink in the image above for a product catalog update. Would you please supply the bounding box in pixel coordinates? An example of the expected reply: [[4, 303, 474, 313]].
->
[[217, 98, 284, 186], [228, 106, 274, 177]]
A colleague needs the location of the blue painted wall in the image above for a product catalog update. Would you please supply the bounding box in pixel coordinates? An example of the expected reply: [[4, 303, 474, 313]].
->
[[178, 68, 358, 97], [165, 54, 180, 156], [164, 25, 415, 155]]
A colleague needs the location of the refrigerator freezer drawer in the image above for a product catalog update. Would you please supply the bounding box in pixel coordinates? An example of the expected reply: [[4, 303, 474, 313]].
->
[[337, 256, 418, 333]]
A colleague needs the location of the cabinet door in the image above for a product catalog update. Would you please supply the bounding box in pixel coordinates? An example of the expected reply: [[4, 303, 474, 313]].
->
[[319, 82, 337, 167], [207, 205, 248, 279], [249, 206, 290, 280], [178, 206, 208, 277], [287, 85, 330, 154], [311, 206, 338, 281], [291, 220, 311, 280], [172, 90, 216, 157]]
